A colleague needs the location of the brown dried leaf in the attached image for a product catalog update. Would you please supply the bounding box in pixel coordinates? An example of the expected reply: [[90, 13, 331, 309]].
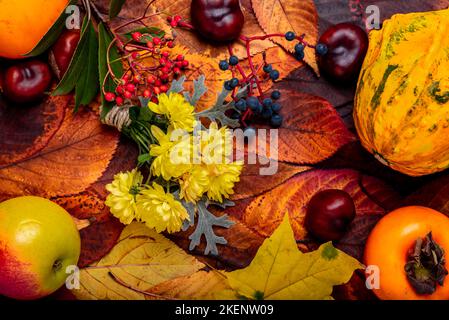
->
[[251, 0, 319, 73], [145, 270, 230, 300], [0, 107, 119, 199]]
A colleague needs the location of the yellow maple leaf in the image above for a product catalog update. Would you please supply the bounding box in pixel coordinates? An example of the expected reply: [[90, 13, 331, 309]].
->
[[218, 214, 364, 300]]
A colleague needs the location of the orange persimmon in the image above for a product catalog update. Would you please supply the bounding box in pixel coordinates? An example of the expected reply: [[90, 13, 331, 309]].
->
[[0, 0, 69, 59], [365, 206, 449, 300]]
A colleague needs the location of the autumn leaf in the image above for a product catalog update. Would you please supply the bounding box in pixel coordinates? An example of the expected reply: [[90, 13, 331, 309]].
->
[[0, 107, 119, 199], [52, 190, 111, 223], [217, 214, 363, 300], [169, 216, 265, 269], [78, 219, 125, 268], [74, 222, 206, 300], [405, 173, 449, 216], [146, 270, 230, 300], [241, 169, 399, 240], [251, 0, 319, 73], [239, 46, 304, 93], [232, 159, 310, 200], [0, 95, 68, 166], [240, 89, 354, 164]]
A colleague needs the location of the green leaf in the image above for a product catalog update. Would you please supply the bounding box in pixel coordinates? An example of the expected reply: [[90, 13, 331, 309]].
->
[[25, 0, 78, 57], [98, 23, 123, 119], [109, 0, 127, 19], [74, 21, 99, 110], [53, 17, 91, 96]]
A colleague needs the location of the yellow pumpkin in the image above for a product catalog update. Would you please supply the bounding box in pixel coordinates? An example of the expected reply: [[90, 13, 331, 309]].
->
[[354, 9, 449, 176]]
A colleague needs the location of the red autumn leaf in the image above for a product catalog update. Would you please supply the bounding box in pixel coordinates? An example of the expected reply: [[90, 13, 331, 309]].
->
[[0, 106, 119, 199], [78, 218, 125, 268], [232, 158, 310, 200], [405, 174, 449, 216], [241, 89, 355, 164], [239, 169, 400, 240]]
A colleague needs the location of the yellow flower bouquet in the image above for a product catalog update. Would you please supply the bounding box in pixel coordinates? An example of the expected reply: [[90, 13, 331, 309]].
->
[[104, 77, 243, 255]]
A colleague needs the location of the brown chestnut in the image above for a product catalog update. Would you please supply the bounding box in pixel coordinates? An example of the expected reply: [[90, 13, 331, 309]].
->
[[2, 60, 52, 104], [305, 189, 356, 242], [191, 0, 244, 43]]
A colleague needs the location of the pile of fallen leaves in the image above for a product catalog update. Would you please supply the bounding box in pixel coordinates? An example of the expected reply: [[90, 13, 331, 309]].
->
[[2, 0, 449, 300]]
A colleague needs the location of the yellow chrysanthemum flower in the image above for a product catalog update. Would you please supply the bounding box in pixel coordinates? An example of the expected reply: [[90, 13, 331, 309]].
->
[[150, 125, 192, 180], [148, 92, 196, 132], [179, 165, 209, 203], [203, 162, 243, 203], [137, 182, 189, 233], [105, 169, 143, 224], [200, 122, 233, 165]]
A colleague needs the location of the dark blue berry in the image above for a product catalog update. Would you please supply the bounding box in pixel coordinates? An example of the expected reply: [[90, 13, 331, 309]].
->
[[271, 90, 281, 100], [224, 81, 233, 91], [262, 107, 273, 119], [219, 60, 229, 71], [263, 98, 273, 108], [229, 55, 239, 66], [316, 43, 328, 56], [285, 31, 296, 41], [230, 111, 241, 120], [263, 64, 273, 73], [295, 50, 305, 61], [230, 78, 239, 88], [271, 103, 282, 113], [256, 104, 263, 114], [235, 99, 247, 112], [294, 43, 305, 53], [270, 114, 283, 128], [269, 70, 280, 81], [247, 96, 260, 111]]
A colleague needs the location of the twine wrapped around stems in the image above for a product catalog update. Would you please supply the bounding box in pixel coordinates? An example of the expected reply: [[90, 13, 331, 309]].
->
[[101, 105, 132, 132]]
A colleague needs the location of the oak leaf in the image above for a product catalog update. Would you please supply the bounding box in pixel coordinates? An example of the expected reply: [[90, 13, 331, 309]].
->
[[74, 222, 205, 300], [251, 0, 319, 73], [0, 107, 119, 199], [217, 214, 363, 300]]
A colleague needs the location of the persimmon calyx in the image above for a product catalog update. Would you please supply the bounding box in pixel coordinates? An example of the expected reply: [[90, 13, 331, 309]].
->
[[405, 232, 448, 295]]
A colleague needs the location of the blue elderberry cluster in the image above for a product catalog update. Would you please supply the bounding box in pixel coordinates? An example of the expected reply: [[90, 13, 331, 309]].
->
[[233, 90, 283, 128]]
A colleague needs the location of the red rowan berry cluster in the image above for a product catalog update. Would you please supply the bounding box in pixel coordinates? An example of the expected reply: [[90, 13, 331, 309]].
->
[[103, 16, 189, 106]]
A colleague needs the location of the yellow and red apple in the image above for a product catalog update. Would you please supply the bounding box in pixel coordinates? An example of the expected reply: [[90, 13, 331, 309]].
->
[[0, 196, 81, 300]]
